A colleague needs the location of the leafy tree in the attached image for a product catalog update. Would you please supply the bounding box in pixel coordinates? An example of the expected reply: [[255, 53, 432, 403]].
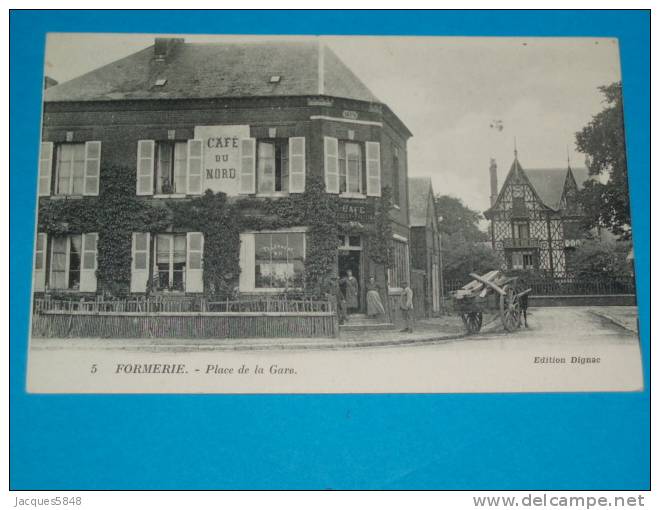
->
[[435, 195, 497, 282], [575, 81, 631, 239], [441, 234, 501, 283], [434, 195, 489, 243], [571, 239, 633, 282]]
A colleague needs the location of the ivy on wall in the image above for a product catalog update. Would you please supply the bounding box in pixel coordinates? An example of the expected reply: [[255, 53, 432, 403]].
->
[[37, 168, 394, 298]]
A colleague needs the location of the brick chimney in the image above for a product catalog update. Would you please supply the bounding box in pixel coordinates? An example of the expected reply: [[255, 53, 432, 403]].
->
[[154, 37, 184, 61], [489, 158, 498, 206]]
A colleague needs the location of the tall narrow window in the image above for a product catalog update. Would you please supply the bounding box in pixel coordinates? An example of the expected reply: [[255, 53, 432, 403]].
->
[[155, 234, 187, 291], [512, 221, 530, 240], [49, 234, 82, 290], [156, 141, 187, 194], [55, 144, 85, 195], [392, 147, 401, 206], [257, 139, 289, 194], [338, 141, 363, 194]]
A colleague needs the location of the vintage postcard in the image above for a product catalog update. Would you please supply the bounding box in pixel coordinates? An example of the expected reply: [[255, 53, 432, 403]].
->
[[26, 34, 642, 393]]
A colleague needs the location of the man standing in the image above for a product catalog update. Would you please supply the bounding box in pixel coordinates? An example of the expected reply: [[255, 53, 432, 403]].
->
[[399, 280, 414, 333]]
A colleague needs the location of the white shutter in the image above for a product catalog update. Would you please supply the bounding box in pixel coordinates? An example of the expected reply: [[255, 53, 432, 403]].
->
[[289, 137, 306, 193], [33, 233, 47, 291], [239, 138, 256, 194], [38, 142, 53, 197], [186, 232, 204, 293], [366, 141, 382, 197], [187, 139, 203, 195], [323, 137, 339, 193], [239, 233, 255, 291], [79, 233, 98, 292], [136, 140, 154, 196], [83, 141, 101, 196], [130, 232, 150, 293]]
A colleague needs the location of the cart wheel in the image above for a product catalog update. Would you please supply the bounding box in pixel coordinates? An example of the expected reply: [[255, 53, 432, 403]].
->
[[461, 312, 483, 334], [500, 284, 522, 331]]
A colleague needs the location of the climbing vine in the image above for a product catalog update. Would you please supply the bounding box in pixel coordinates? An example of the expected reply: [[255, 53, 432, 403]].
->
[[37, 168, 393, 298]]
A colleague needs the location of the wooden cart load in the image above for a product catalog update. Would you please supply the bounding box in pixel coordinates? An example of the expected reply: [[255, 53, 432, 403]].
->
[[450, 270, 531, 334]]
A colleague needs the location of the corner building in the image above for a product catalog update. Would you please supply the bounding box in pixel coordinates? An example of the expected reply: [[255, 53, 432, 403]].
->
[[35, 38, 413, 312]]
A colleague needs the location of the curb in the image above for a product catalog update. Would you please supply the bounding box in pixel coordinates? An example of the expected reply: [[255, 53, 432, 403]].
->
[[588, 310, 638, 334]]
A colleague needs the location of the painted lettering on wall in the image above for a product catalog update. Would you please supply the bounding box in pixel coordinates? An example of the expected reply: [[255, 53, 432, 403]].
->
[[194, 125, 250, 195]]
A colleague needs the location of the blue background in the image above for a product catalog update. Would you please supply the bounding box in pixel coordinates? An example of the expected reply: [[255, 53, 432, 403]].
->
[[10, 10, 650, 490]]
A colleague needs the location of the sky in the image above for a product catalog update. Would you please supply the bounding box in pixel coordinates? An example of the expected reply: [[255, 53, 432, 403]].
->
[[44, 33, 622, 216]]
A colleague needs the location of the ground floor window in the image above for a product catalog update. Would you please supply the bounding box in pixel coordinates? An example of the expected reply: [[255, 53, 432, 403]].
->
[[388, 238, 410, 288], [154, 233, 187, 291], [239, 231, 306, 291], [509, 250, 536, 270], [40, 233, 97, 292]]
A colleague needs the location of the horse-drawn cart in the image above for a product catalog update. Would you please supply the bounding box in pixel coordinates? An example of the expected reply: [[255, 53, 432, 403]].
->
[[451, 270, 531, 334]]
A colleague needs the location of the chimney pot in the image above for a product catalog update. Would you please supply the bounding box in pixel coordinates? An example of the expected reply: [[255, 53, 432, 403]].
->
[[154, 37, 184, 60], [489, 158, 498, 207]]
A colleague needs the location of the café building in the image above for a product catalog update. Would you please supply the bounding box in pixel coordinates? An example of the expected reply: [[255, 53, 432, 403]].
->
[[35, 38, 413, 312]]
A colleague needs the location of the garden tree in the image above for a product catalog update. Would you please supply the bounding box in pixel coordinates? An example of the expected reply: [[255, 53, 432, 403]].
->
[[434, 195, 489, 242], [575, 81, 631, 239], [571, 239, 633, 283], [434, 195, 497, 282]]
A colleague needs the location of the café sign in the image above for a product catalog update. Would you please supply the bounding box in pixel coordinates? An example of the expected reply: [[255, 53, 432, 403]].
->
[[337, 200, 374, 222], [194, 125, 250, 196]]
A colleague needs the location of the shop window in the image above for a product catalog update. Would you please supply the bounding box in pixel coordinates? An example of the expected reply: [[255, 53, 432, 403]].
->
[[156, 141, 188, 194], [338, 141, 363, 194], [257, 139, 289, 194], [254, 232, 305, 289], [154, 234, 187, 291]]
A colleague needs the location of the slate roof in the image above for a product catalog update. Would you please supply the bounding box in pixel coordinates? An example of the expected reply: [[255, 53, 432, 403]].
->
[[408, 177, 434, 227], [44, 40, 381, 103], [525, 166, 589, 210]]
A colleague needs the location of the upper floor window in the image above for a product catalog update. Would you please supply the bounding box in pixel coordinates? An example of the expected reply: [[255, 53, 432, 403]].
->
[[156, 141, 187, 194], [38, 141, 101, 197], [512, 221, 530, 240], [338, 141, 363, 194], [323, 137, 381, 197], [257, 139, 289, 194], [136, 139, 203, 197], [392, 146, 401, 206], [238, 137, 305, 195]]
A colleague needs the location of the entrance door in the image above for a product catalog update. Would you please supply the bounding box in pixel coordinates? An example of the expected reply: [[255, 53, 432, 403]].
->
[[337, 236, 365, 314]]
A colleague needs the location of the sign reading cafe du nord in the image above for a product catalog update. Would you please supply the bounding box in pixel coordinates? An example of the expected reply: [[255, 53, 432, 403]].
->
[[194, 125, 250, 196]]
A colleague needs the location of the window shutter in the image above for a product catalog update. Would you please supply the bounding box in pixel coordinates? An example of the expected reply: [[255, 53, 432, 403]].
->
[[186, 232, 204, 293], [323, 137, 339, 193], [289, 137, 306, 193], [34, 233, 47, 291], [38, 142, 53, 197], [238, 233, 255, 291], [79, 233, 98, 292], [130, 232, 150, 293], [136, 140, 155, 195], [83, 141, 101, 196], [366, 141, 382, 197], [187, 139, 203, 195], [239, 138, 256, 194]]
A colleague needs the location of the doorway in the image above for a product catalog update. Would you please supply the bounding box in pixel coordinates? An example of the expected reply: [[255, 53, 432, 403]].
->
[[338, 235, 364, 314]]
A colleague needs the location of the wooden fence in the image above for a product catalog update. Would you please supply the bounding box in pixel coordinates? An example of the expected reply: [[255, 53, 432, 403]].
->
[[32, 295, 338, 339]]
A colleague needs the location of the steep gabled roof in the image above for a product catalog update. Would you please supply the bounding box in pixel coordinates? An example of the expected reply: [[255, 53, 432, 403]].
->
[[44, 40, 381, 103], [525, 167, 589, 210], [408, 177, 434, 227]]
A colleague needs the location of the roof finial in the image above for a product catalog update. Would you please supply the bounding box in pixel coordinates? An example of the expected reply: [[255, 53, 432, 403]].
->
[[566, 145, 571, 169], [514, 137, 518, 159]]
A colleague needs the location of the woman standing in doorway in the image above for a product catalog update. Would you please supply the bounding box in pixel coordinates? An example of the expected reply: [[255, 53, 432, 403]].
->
[[342, 269, 359, 314], [366, 276, 385, 318]]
